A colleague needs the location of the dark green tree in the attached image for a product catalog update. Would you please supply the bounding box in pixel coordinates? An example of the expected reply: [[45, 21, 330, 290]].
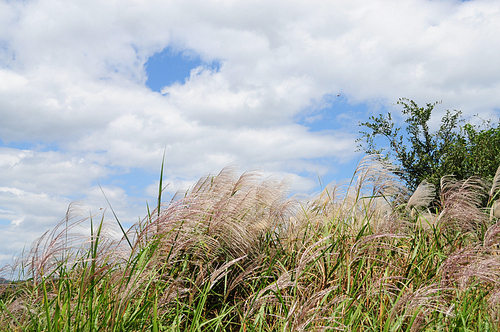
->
[[357, 98, 500, 192]]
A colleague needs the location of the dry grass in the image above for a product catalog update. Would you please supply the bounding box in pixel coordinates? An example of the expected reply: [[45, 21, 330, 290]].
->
[[1, 156, 500, 331]]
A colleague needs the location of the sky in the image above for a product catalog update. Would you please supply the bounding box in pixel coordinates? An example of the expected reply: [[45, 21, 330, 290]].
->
[[1, 0, 500, 268]]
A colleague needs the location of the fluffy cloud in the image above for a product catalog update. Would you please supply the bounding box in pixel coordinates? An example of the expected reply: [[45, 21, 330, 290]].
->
[[1, 0, 499, 268]]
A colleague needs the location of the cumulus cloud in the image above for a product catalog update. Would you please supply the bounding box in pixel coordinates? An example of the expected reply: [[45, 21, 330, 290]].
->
[[1, 0, 500, 268]]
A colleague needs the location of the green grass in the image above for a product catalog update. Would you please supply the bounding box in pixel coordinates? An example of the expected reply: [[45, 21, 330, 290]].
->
[[1, 157, 500, 331]]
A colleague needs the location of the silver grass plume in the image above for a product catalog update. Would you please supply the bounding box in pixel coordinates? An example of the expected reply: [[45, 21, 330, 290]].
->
[[244, 270, 297, 316], [492, 200, 500, 220], [283, 285, 343, 331], [484, 222, 500, 248], [439, 246, 500, 290], [138, 166, 296, 262], [131, 166, 297, 305], [390, 283, 455, 331], [352, 155, 406, 199], [489, 165, 500, 221], [407, 181, 435, 212], [489, 165, 500, 200], [437, 175, 488, 233], [297, 155, 409, 237], [350, 156, 408, 232], [23, 202, 118, 283]]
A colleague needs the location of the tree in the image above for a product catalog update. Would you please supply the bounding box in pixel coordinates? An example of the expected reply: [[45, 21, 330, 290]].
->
[[357, 98, 500, 192]]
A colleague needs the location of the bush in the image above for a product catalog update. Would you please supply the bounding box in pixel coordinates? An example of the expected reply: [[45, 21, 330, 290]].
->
[[357, 98, 500, 193]]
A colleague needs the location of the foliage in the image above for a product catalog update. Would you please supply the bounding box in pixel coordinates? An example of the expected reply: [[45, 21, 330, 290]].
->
[[357, 98, 500, 192], [1, 157, 500, 331]]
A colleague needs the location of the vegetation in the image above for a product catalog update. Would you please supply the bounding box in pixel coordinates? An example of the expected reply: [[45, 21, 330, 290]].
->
[[1, 156, 500, 331], [357, 98, 500, 191]]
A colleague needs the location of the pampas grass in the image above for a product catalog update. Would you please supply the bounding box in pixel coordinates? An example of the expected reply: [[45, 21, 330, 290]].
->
[[1, 156, 500, 331]]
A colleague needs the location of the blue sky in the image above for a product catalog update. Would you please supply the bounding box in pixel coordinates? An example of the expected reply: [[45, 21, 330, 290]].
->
[[146, 49, 220, 93], [1, 0, 500, 268]]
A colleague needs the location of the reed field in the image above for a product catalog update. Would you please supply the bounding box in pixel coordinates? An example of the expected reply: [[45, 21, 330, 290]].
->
[[1, 156, 500, 331]]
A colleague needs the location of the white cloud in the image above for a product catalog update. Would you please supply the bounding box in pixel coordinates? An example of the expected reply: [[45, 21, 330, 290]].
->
[[0, 148, 106, 196], [1, 0, 500, 268]]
